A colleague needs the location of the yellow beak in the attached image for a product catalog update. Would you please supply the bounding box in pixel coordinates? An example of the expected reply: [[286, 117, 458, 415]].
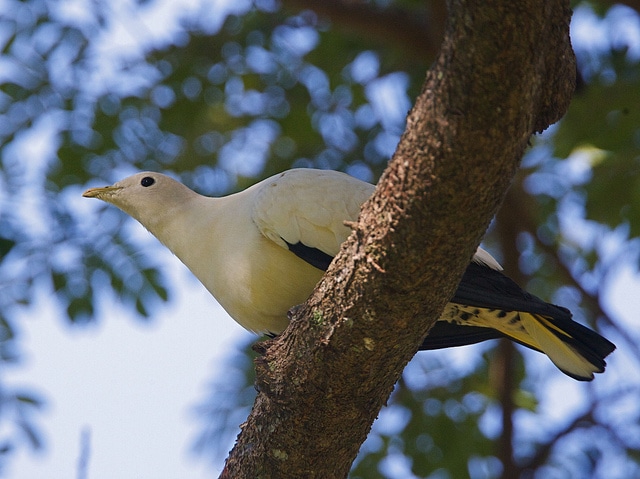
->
[[82, 186, 122, 198]]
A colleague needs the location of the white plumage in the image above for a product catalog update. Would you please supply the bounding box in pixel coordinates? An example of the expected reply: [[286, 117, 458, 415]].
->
[[83, 168, 615, 380]]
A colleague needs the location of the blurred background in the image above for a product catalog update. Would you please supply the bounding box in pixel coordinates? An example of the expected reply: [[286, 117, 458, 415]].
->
[[1, 0, 639, 478]]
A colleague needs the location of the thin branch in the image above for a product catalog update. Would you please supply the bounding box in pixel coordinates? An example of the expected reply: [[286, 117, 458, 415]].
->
[[280, 0, 447, 62], [522, 406, 595, 471], [521, 384, 640, 471], [494, 194, 526, 479], [494, 338, 518, 479]]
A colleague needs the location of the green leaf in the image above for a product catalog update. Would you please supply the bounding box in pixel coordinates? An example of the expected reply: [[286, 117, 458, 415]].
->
[[554, 57, 640, 158], [66, 297, 94, 323], [135, 297, 149, 317], [583, 152, 640, 237], [15, 393, 44, 408], [51, 272, 67, 292], [0, 237, 15, 258]]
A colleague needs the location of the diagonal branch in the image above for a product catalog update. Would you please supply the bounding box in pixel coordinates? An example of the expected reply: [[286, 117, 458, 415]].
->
[[522, 406, 595, 471], [520, 384, 640, 471], [221, 1, 576, 477]]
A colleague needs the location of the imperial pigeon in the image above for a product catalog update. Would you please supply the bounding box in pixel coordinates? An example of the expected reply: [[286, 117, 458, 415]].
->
[[83, 169, 615, 380]]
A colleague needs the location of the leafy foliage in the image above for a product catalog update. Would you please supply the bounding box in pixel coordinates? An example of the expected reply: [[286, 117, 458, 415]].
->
[[0, 0, 639, 476], [554, 50, 640, 237]]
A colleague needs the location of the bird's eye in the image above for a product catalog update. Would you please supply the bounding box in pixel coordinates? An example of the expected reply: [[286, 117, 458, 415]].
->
[[140, 177, 155, 187]]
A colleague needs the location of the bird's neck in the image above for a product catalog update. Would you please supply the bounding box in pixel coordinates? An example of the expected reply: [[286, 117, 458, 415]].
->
[[146, 195, 217, 257]]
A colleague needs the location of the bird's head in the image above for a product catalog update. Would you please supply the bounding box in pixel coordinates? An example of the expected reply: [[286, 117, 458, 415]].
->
[[82, 172, 197, 231]]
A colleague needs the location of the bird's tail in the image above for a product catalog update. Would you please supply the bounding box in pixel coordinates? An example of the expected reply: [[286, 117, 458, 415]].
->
[[421, 306, 615, 381], [419, 262, 615, 381], [515, 312, 614, 381]]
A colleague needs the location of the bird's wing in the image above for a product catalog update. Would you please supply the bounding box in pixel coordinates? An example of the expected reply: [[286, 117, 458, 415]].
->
[[252, 169, 374, 270], [471, 247, 503, 271], [451, 262, 565, 317]]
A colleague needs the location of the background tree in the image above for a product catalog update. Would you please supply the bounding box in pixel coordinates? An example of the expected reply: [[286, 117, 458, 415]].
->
[[0, 0, 639, 477]]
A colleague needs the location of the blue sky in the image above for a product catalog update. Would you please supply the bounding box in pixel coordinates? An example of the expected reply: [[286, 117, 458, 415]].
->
[[6, 253, 246, 478]]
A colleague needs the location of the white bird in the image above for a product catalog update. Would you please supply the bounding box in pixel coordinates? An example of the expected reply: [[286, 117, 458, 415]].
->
[[83, 169, 615, 380]]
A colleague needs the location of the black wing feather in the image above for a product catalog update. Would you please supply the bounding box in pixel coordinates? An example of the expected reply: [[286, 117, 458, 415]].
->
[[419, 322, 504, 350], [285, 240, 333, 271], [452, 262, 572, 320]]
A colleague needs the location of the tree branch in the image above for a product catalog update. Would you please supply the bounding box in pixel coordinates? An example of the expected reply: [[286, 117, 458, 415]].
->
[[522, 406, 595, 472], [221, 1, 576, 477], [280, 0, 447, 62], [494, 199, 525, 478]]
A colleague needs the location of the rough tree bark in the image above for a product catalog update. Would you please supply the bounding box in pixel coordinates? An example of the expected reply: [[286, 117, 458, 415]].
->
[[221, 0, 576, 477]]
